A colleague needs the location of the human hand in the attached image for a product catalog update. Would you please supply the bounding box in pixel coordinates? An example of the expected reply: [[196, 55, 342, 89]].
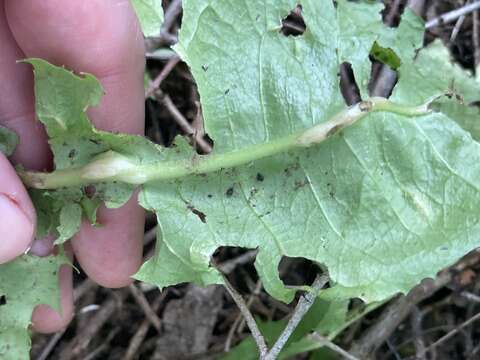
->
[[0, 0, 146, 333]]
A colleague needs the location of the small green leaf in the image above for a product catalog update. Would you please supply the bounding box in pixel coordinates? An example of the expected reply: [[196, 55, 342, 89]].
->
[[0, 255, 66, 360], [131, 0, 164, 37], [370, 42, 401, 70], [0, 126, 18, 157], [56, 203, 83, 244]]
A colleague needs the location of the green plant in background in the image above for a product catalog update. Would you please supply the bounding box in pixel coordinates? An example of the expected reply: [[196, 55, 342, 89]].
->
[[1, 0, 480, 358]]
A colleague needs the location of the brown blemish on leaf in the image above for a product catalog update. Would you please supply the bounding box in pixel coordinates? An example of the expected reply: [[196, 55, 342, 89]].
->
[[187, 204, 207, 223], [226, 187, 234, 197]]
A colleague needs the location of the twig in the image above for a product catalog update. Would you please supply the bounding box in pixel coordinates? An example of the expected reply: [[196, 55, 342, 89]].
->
[[473, 9, 480, 69], [74, 279, 98, 302], [145, 56, 181, 98], [410, 306, 426, 359], [217, 250, 258, 274], [84, 329, 119, 360], [461, 290, 480, 303], [236, 281, 263, 336], [407, 0, 425, 17], [310, 332, 360, 360], [225, 281, 262, 352], [123, 292, 167, 360], [128, 283, 162, 332], [35, 330, 66, 360], [417, 311, 480, 357], [384, 0, 407, 27], [59, 291, 128, 358], [161, 0, 183, 33], [159, 92, 213, 154], [425, 1, 480, 30], [450, 15, 466, 42], [223, 277, 268, 358], [265, 274, 329, 360]]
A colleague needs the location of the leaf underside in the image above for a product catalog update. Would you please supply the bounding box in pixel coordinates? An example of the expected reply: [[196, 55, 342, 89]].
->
[[0, 125, 18, 157], [0, 255, 66, 360], [1, 0, 480, 357], [131, 0, 164, 37], [22, 0, 480, 303]]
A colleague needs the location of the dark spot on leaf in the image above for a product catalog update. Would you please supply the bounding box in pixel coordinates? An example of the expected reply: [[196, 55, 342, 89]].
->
[[207, 194, 213, 198], [202, 64, 209, 72], [224, 89, 230, 95], [284, 162, 300, 176], [294, 178, 309, 190], [281, 5, 306, 37], [256, 173, 265, 182], [226, 187, 234, 197], [0, 296, 6, 306], [259, 211, 272, 218], [329, 191, 335, 197], [68, 149, 77, 159], [187, 204, 207, 224], [84, 185, 97, 198]]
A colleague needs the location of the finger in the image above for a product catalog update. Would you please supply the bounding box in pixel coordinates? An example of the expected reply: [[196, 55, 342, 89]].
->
[[31, 263, 73, 333], [5, 0, 146, 287], [0, 0, 50, 170], [0, 154, 35, 264], [1, 1, 72, 333]]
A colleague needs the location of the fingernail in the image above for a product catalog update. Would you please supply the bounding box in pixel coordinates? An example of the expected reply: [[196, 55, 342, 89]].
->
[[0, 193, 34, 264]]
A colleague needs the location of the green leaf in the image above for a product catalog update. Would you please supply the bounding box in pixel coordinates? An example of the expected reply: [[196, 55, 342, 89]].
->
[[21, 0, 480, 304], [0, 255, 66, 360], [23, 58, 161, 243], [0, 125, 18, 157], [56, 203, 83, 244], [17, 0, 480, 324], [135, 0, 480, 303], [131, 0, 164, 37]]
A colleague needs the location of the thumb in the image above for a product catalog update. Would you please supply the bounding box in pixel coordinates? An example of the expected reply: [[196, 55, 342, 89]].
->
[[0, 153, 35, 264]]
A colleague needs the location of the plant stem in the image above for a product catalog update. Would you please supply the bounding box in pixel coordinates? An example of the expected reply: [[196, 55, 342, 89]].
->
[[223, 276, 269, 358], [19, 97, 433, 190], [264, 274, 329, 360]]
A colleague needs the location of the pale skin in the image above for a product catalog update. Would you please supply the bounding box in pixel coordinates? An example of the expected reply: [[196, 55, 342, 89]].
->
[[0, 0, 146, 333]]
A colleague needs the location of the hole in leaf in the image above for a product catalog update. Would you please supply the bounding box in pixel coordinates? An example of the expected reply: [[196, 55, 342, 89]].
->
[[194, 133, 214, 155], [368, 43, 399, 98], [281, 5, 306, 37], [278, 256, 322, 287], [84, 185, 97, 199], [381, 0, 408, 27], [339, 62, 361, 106], [0, 295, 6, 306]]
